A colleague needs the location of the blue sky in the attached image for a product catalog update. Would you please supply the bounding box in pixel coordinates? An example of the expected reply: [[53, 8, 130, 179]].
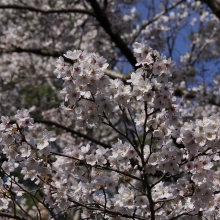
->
[[119, 1, 220, 87]]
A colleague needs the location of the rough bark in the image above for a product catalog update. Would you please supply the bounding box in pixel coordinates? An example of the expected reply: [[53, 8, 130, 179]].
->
[[87, 0, 137, 69]]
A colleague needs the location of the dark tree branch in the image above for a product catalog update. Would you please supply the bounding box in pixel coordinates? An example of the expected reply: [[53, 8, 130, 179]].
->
[[34, 119, 111, 149], [52, 152, 143, 181], [0, 212, 27, 220], [68, 198, 146, 220], [0, 45, 128, 80], [0, 46, 61, 58], [0, 4, 94, 16], [169, 212, 194, 220], [86, 0, 137, 69], [200, 0, 220, 20]]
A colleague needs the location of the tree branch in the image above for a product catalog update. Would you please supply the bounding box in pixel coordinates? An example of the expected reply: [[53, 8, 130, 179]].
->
[[86, 0, 137, 68], [0, 45, 129, 80], [104, 68, 128, 80], [34, 119, 111, 149], [132, 0, 186, 43], [0, 46, 61, 57], [68, 198, 146, 220], [0, 212, 27, 220], [52, 151, 143, 181], [0, 4, 94, 16], [200, 0, 220, 20]]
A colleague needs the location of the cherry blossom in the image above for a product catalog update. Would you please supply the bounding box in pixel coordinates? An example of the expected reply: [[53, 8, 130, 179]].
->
[[0, 40, 220, 219]]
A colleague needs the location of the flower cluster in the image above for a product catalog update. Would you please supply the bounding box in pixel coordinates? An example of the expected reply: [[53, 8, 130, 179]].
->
[[55, 42, 180, 133], [0, 109, 55, 210], [0, 42, 220, 219], [55, 50, 114, 128]]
